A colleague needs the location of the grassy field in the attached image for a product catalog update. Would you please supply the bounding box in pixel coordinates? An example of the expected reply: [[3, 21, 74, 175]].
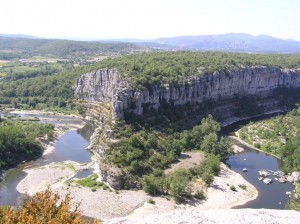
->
[[0, 61, 67, 78]]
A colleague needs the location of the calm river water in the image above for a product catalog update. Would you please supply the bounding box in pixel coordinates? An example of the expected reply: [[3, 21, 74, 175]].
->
[[223, 114, 295, 209], [0, 113, 93, 206]]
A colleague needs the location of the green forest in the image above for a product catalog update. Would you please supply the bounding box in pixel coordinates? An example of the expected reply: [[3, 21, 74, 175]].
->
[[0, 64, 99, 112], [1, 51, 300, 112], [105, 115, 232, 201], [0, 37, 142, 59], [95, 51, 300, 89], [239, 107, 300, 173], [0, 120, 54, 169]]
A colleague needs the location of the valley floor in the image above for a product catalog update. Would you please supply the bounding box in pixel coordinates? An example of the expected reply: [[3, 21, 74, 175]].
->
[[13, 109, 295, 222], [16, 160, 257, 220]]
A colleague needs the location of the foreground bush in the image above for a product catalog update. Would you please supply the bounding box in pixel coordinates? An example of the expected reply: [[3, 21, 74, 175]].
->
[[0, 189, 100, 224]]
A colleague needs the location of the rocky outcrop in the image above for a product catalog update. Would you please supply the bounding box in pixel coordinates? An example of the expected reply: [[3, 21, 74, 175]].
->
[[75, 66, 300, 189], [99, 162, 124, 190], [74, 68, 128, 105], [74, 66, 300, 120]]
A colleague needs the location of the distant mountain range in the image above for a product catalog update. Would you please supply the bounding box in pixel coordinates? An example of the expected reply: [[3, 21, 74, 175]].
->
[[112, 33, 300, 53], [1, 33, 300, 54], [154, 33, 300, 53], [0, 33, 38, 39]]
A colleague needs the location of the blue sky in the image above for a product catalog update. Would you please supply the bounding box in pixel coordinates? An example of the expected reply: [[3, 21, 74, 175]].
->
[[1, 0, 300, 40]]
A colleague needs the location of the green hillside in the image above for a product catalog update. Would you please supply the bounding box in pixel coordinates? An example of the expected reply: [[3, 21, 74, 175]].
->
[[0, 37, 144, 59]]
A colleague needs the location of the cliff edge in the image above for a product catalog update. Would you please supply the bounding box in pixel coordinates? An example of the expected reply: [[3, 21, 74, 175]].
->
[[74, 66, 300, 121]]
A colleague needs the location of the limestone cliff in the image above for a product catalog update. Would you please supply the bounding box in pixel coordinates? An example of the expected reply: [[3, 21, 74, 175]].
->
[[74, 66, 300, 121], [75, 65, 300, 189]]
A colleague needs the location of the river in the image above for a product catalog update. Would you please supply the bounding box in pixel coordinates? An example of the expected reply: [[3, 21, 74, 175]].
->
[[0, 112, 94, 206], [0, 111, 296, 209], [223, 114, 295, 209]]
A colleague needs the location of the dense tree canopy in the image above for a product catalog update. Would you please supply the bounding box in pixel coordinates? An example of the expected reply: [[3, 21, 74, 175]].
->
[[239, 107, 300, 172], [0, 121, 54, 169], [2, 51, 300, 111], [107, 115, 233, 190], [95, 51, 300, 89]]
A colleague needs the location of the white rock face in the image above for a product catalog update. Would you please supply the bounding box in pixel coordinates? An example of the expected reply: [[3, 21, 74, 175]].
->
[[74, 68, 128, 102], [292, 172, 300, 182], [105, 209, 300, 224], [74, 66, 300, 119]]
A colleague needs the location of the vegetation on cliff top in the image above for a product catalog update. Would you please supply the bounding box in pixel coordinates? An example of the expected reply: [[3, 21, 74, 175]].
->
[[95, 51, 300, 89], [0, 65, 95, 112], [2, 51, 300, 112]]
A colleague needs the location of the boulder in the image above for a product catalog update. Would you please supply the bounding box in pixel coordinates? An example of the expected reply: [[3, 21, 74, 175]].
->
[[263, 178, 272, 185], [259, 170, 269, 177], [106, 168, 125, 190], [274, 170, 285, 177], [291, 171, 299, 182], [286, 176, 294, 183], [278, 177, 286, 183]]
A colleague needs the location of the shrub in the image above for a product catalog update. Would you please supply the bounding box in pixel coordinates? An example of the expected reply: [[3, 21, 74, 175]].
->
[[147, 198, 155, 204], [254, 143, 261, 149], [168, 169, 192, 203], [230, 185, 237, 192], [238, 184, 247, 191], [285, 194, 300, 211], [0, 189, 99, 223], [194, 191, 206, 200], [142, 175, 165, 196], [201, 171, 214, 186]]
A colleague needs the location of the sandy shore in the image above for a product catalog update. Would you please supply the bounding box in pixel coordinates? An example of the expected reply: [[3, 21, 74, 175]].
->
[[115, 163, 257, 221], [12, 110, 258, 220], [9, 109, 81, 118], [16, 161, 257, 221], [16, 160, 148, 219], [17, 161, 78, 195]]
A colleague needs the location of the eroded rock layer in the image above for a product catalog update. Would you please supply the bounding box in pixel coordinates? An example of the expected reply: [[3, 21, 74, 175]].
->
[[74, 66, 300, 120]]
